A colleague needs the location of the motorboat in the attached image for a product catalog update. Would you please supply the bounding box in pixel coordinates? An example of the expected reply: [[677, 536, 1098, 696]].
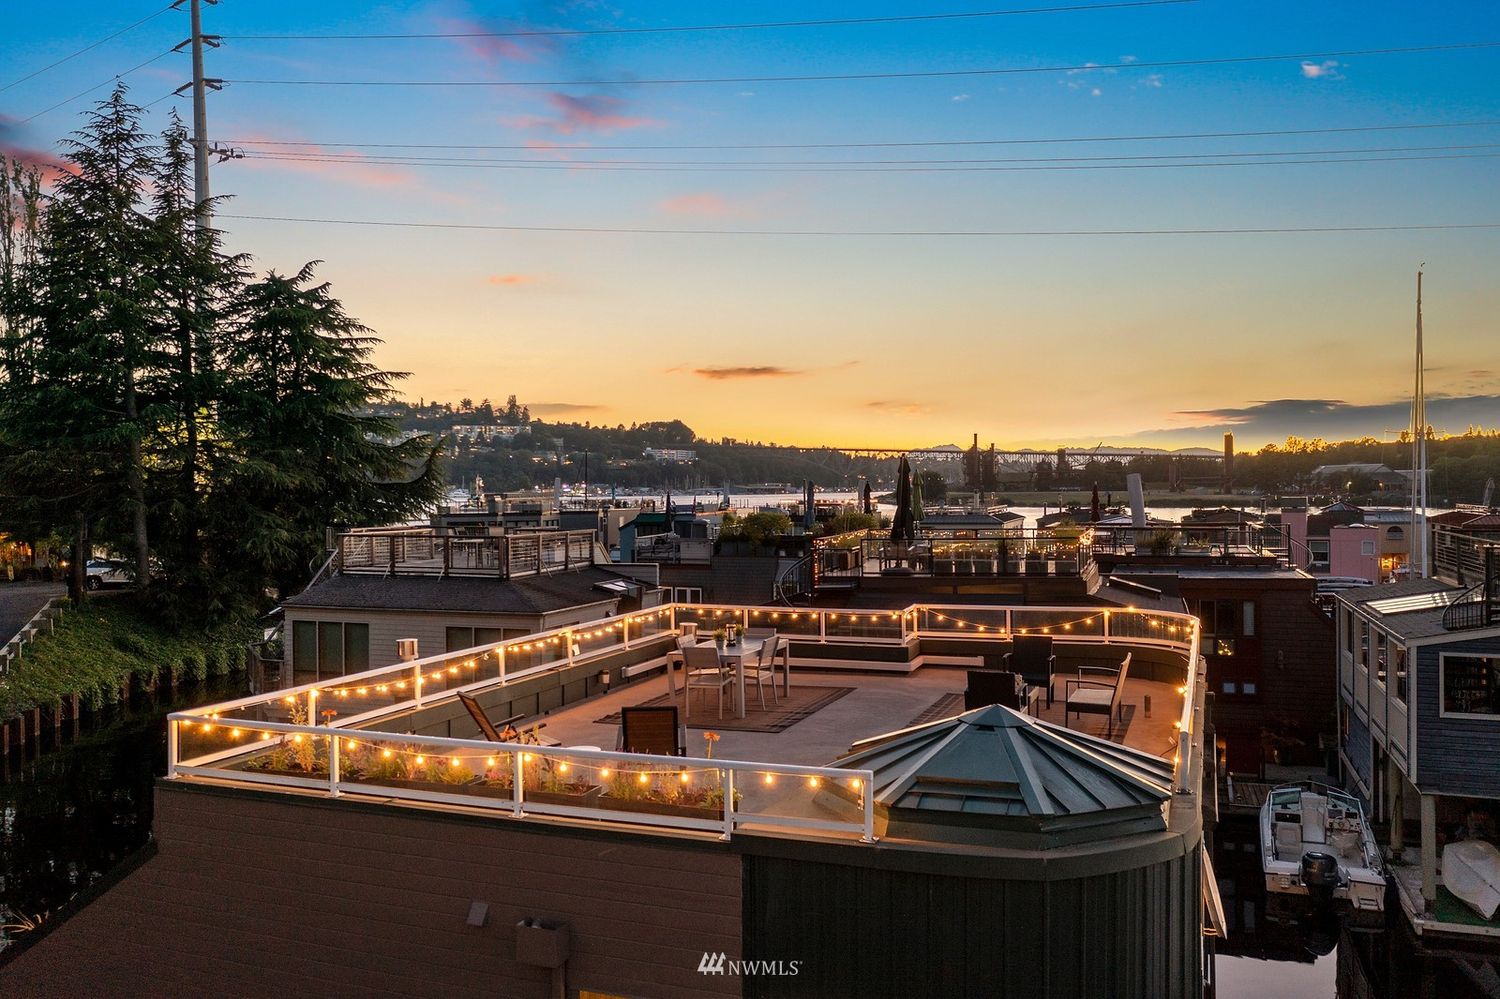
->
[[1261, 781, 1385, 912]]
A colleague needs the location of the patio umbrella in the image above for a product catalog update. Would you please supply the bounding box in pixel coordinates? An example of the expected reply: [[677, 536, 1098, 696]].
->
[[803, 480, 816, 531], [888, 457, 915, 542], [1090, 482, 1101, 524], [862, 481, 873, 516], [911, 468, 925, 524]]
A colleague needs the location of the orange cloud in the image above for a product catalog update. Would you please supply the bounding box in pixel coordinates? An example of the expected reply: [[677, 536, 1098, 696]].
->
[[866, 400, 931, 416], [658, 192, 736, 217], [487, 273, 543, 286], [686, 366, 804, 381], [236, 134, 417, 190], [511, 93, 659, 135], [0, 115, 74, 183]]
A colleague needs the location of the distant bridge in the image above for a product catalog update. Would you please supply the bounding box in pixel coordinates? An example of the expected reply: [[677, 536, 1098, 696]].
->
[[817, 446, 1225, 467]]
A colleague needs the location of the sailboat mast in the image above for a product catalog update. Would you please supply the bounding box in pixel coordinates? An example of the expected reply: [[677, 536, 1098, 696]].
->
[[1411, 268, 1429, 578]]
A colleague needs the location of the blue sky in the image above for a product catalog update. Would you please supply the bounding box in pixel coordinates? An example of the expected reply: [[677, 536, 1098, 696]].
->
[[3, 1, 1498, 449]]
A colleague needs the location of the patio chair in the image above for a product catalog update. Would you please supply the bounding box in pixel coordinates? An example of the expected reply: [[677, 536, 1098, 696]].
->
[[1003, 635, 1060, 706], [682, 645, 734, 720], [965, 670, 1022, 711], [663, 633, 695, 697], [619, 705, 686, 756], [742, 640, 780, 711], [1064, 653, 1133, 737]]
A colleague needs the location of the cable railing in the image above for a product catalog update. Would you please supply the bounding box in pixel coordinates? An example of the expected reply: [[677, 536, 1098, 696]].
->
[[336, 527, 599, 578], [168, 600, 1204, 836]]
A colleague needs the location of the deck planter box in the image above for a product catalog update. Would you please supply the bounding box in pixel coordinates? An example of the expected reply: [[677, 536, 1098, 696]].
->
[[599, 795, 723, 821]]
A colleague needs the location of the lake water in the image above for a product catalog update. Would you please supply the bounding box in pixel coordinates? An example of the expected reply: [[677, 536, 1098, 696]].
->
[[0, 673, 247, 955]]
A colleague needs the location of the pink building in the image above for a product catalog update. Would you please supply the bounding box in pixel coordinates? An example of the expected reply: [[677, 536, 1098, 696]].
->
[[1329, 523, 1381, 581]]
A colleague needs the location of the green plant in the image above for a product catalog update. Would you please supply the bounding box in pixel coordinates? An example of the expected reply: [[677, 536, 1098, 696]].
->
[[1147, 530, 1177, 556]]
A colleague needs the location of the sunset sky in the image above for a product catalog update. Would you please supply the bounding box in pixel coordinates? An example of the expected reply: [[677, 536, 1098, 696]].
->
[[3, 1, 1498, 450]]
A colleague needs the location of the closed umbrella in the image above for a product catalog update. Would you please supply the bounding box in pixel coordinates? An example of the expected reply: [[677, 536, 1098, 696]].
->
[[1090, 482, 1101, 524], [803, 480, 816, 531], [888, 457, 915, 542], [862, 481, 874, 516], [911, 469, 926, 525]]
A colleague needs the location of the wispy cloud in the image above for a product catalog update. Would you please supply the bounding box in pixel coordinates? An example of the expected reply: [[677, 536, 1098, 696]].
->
[[866, 400, 931, 416], [951, 93, 971, 102], [684, 366, 805, 381], [487, 273, 544, 286], [528, 401, 603, 415], [657, 191, 741, 217], [0, 115, 72, 182], [437, 15, 561, 69], [1301, 60, 1342, 80], [1135, 394, 1500, 445], [237, 133, 417, 189], [510, 92, 659, 134]]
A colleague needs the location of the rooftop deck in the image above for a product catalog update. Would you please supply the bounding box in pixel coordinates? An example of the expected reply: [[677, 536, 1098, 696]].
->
[[169, 602, 1205, 849]]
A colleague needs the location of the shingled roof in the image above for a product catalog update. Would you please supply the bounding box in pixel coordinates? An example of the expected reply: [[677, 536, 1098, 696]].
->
[[280, 566, 630, 616]]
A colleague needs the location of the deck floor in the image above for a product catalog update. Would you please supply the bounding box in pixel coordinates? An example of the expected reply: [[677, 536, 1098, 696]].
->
[[532, 663, 1183, 769]]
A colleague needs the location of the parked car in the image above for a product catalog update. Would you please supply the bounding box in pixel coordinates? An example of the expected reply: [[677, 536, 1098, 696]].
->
[[85, 559, 132, 590]]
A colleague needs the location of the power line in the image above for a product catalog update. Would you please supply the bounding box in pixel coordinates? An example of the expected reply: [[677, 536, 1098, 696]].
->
[[1, 3, 175, 93], [236, 141, 1500, 166], [220, 119, 1500, 153], [19, 49, 178, 124], [226, 0, 1197, 41], [221, 41, 1500, 89], [218, 213, 1500, 237], [237, 150, 1500, 173]]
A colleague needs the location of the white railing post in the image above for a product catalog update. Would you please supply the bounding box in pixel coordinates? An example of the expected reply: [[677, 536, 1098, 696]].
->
[[721, 767, 735, 841], [861, 771, 876, 843], [513, 751, 526, 817], [1103, 609, 1111, 643], [497, 646, 507, 683], [167, 717, 179, 777], [621, 616, 632, 651], [307, 687, 318, 726], [566, 631, 576, 667], [1004, 608, 1012, 637], [329, 735, 341, 797], [818, 611, 827, 643], [415, 669, 424, 708]]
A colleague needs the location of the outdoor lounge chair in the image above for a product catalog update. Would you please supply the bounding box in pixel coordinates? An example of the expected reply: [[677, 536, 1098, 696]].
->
[[619, 705, 686, 756], [457, 692, 560, 746], [965, 670, 1023, 711], [1064, 653, 1133, 737], [1002, 635, 1060, 706]]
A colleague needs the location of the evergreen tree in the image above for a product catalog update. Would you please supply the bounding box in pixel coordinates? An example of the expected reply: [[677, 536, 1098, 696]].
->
[[2, 86, 159, 599], [218, 262, 442, 598]]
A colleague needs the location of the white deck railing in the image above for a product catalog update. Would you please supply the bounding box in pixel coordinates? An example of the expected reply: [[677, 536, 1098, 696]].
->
[[168, 600, 1203, 837]]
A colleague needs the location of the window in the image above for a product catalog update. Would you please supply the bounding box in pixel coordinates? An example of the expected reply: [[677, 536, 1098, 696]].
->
[[1343, 607, 1357, 659], [1198, 599, 1239, 656], [446, 625, 521, 652], [1392, 645, 1408, 704], [670, 586, 704, 603], [291, 620, 369, 679], [1241, 601, 1256, 637], [1442, 655, 1500, 717], [1361, 539, 1376, 556], [1358, 620, 1369, 669], [1309, 540, 1330, 569], [1386, 526, 1404, 541], [1241, 681, 1257, 696], [1372, 630, 1387, 687], [1222, 681, 1238, 694]]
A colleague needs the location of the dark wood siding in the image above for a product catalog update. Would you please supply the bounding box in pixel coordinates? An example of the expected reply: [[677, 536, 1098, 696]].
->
[[741, 848, 1202, 999], [3, 782, 743, 999], [1414, 633, 1500, 796]]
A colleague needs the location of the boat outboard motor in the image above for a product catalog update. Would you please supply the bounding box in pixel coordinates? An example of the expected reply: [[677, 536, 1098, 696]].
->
[[1300, 851, 1340, 906]]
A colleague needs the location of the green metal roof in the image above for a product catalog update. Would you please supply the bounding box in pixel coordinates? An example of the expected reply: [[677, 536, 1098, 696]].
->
[[832, 705, 1174, 847]]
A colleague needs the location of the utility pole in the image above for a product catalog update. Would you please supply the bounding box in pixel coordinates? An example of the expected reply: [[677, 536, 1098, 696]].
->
[[173, 0, 224, 230]]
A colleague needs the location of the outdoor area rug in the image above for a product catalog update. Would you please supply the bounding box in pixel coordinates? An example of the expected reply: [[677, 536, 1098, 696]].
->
[[596, 685, 855, 733], [906, 692, 966, 727]]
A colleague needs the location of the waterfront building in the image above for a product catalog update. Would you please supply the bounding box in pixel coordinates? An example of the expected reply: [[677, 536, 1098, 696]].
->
[[3, 599, 1214, 997], [1336, 524, 1500, 942]]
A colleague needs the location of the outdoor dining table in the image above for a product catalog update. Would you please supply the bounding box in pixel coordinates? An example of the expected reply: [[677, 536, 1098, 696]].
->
[[694, 636, 791, 718]]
